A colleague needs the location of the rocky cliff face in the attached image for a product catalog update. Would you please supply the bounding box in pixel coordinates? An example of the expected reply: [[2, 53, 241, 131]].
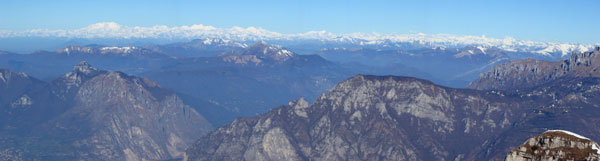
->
[[185, 74, 600, 161], [0, 62, 213, 161], [468, 47, 600, 90], [505, 130, 600, 161], [44, 62, 212, 160]]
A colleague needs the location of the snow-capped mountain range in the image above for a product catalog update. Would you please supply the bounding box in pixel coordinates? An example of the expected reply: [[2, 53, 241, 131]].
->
[[0, 22, 596, 58]]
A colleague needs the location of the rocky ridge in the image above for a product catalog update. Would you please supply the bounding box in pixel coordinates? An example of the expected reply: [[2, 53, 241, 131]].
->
[[185, 73, 600, 161], [0, 69, 47, 129], [218, 42, 297, 65], [468, 46, 600, 90], [505, 130, 600, 161], [0, 62, 213, 161]]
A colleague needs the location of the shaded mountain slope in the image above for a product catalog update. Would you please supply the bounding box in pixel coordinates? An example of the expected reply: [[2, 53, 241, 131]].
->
[[0, 62, 213, 161]]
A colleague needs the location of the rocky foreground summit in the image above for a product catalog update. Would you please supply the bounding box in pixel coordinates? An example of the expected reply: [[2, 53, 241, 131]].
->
[[505, 130, 600, 161]]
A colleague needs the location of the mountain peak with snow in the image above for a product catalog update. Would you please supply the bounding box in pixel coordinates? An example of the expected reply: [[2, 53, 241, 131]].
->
[[56, 45, 145, 55], [188, 38, 248, 48], [1, 22, 596, 58], [219, 42, 297, 65], [245, 42, 295, 58]]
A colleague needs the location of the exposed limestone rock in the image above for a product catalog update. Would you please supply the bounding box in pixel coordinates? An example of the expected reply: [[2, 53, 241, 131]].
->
[[51, 69, 213, 160], [290, 97, 310, 118], [10, 94, 32, 109], [505, 130, 600, 161], [185, 75, 560, 161], [469, 47, 600, 90], [186, 73, 600, 161], [262, 128, 301, 161]]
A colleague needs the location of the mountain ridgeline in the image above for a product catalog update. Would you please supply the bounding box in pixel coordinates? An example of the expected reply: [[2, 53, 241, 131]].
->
[[0, 37, 599, 161], [184, 46, 600, 161], [184, 73, 600, 160], [316, 46, 512, 87], [0, 62, 212, 160], [142, 42, 353, 125], [468, 46, 600, 90], [0, 40, 436, 126]]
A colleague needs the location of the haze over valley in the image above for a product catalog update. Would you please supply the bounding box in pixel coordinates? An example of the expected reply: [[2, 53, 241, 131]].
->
[[1, 1, 600, 160]]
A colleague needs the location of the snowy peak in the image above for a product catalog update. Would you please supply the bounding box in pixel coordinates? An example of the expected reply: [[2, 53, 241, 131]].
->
[[454, 46, 488, 58], [57, 46, 94, 54], [454, 46, 505, 59], [219, 42, 297, 65], [536, 43, 592, 57], [189, 38, 248, 48], [56, 45, 145, 55], [3, 22, 596, 58], [545, 130, 593, 141], [98, 46, 138, 53], [247, 42, 295, 57]]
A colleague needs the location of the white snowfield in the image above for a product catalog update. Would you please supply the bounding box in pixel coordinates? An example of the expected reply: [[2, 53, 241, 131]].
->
[[0, 22, 596, 57], [547, 130, 590, 140], [100, 46, 136, 53]]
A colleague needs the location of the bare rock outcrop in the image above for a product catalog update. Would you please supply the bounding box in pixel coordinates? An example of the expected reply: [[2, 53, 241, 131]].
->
[[505, 130, 600, 161], [469, 47, 600, 90]]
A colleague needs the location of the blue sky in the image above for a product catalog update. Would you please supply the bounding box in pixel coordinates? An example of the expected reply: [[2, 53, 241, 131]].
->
[[1, 0, 599, 43]]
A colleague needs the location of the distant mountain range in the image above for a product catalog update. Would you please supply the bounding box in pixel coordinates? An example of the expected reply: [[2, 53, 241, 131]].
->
[[1, 38, 597, 127], [0, 33, 599, 160], [145, 38, 247, 57], [0, 22, 596, 59], [185, 45, 600, 161], [0, 40, 433, 126], [316, 46, 511, 86], [469, 46, 600, 90]]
